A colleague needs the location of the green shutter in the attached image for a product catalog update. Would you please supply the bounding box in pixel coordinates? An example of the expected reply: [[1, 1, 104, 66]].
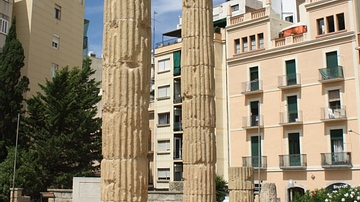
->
[[250, 67, 259, 91], [286, 60, 296, 85], [288, 133, 300, 154], [287, 96, 298, 122], [326, 51, 338, 68], [251, 136, 261, 167], [173, 51, 181, 76]]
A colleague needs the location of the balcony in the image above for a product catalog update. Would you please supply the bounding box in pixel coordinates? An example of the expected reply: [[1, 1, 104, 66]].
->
[[279, 154, 307, 169], [228, 8, 268, 26], [242, 156, 267, 169], [174, 122, 183, 132], [173, 93, 182, 104], [278, 73, 301, 89], [318, 66, 344, 83], [321, 152, 352, 168], [321, 106, 346, 122], [280, 111, 303, 125], [273, 33, 307, 48], [241, 80, 263, 95], [242, 115, 263, 129]]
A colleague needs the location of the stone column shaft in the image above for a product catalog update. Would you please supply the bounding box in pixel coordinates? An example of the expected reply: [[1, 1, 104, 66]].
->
[[181, 0, 216, 201], [101, 1, 151, 201], [228, 167, 255, 202]]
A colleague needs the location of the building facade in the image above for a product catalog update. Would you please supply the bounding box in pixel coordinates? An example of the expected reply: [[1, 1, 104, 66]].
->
[[227, 0, 360, 201], [0, 0, 13, 54], [13, 0, 85, 98]]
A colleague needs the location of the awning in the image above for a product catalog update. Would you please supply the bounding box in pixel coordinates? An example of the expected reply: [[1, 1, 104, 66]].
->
[[281, 22, 307, 32]]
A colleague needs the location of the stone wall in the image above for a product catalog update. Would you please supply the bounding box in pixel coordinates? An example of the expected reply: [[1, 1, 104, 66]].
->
[[47, 189, 72, 202], [147, 191, 183, 202]]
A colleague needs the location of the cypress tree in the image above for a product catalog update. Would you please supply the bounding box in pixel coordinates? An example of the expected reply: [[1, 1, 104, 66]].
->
[[0, 16, 29, 162]]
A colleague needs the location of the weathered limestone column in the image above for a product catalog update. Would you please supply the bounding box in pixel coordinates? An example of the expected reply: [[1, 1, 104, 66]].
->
[[228, 167, 254, 202], [260, 183, 277, 202], [181, 0, 216, 201], [101, 1, 151, 201]]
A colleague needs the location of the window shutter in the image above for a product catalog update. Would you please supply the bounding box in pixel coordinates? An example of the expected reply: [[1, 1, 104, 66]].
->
[[328, 90, 340, 101]]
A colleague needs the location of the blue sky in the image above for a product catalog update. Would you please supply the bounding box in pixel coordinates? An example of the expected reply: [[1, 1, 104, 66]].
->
[[84, 0, 225, 57]]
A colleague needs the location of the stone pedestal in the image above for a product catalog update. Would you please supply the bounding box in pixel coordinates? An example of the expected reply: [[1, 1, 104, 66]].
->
[[228, 167, 254, 202], [101, 1, 151, 201], [260, 183, 277, 202], [181, 0, 216, 201]]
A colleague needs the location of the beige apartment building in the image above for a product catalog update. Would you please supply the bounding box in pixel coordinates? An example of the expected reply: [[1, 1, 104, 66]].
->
[[151, 30, 228, 189], [0, 0, 13, 53], [13, 0, 85, 98], [227, 0, 360, 201]]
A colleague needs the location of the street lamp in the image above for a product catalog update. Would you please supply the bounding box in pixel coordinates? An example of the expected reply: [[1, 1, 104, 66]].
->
[[288, 179, 295, 202]]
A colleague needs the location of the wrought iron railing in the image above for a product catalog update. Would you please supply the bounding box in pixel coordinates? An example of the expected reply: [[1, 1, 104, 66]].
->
[[242, 115, 263, 128], [321, 106, 346, 120], [241, 80, 263, 94], [279, 154, 307, 169], [174, 122, 182, 132], [242, 156, 267, 169], [280, 111, 303, 124], [318, 66, 344, 82], [278, 73, 301, 88], [321, 152, 352, 168]]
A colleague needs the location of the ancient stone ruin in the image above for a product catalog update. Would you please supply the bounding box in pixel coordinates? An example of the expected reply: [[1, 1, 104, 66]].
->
[[101, 0, 151, 201], [181, 0, 217, 201]]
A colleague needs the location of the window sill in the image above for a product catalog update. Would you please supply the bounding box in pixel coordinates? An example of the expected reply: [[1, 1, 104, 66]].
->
[[158, 69, 170, 74], [157, 180, 170, 183], [233, 48, 266, 56], [157, 151, 171, 155], [157, 96, 170, 101], [157, 124, 170, 127], [316, 29, 347, 39]]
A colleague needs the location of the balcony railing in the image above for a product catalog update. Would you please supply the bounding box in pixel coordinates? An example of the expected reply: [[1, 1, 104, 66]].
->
[[241, 80, 263, 95], [321, 106, 346, 121], [228, 8, 269, 26], [242, 156, 267, 169], [318, 66, 344, 83], [174, 122, 183, 132], [155, 38, 182, 49], [242, 115, 263, 128], [278, 73, 301, 89], [273, 33, 307, 47], [280, 111, 303, 125], [174, 67, 181, 76], [321, 152, 352, 168], [279, 154, 307, 169], [174, 93, 182, 104]]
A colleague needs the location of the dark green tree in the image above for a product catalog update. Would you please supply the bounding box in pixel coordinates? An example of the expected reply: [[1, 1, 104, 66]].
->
[[25, 58, 102, 189], [0, 16, 29, 162], [216, 175, 227, 202], [0, 147, 42, 202]]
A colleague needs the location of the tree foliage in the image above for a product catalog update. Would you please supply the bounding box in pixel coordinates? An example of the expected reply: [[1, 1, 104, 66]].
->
[[0, 16, 29, 162], [24, 58, 102, 189], [216, 175, 227, 202]]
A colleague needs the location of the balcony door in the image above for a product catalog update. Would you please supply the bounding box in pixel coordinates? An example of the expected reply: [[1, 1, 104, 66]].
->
[[250, 66, 259, 91], [251, 136, 261, 167], [326, 51, 339, 78], [331, 129, 344, 163], [289, 133, 301, 166], [286, 60, 296, 86], [287, 96, 298, 122], [174, 135, 182, 160], [250, 101, 259, 126]]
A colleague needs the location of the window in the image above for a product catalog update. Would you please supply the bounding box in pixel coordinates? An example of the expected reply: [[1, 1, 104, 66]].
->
[[250, 100, 259, 126], [231, 4, 239, 12], [0, 18, 8, 34], [174, 135, 182, 160], [328, 89, 340, 110], [174, 163, 183, 181], [234, 39, 240, 54], [158, 168, 170, 181], [285, 15, 294, 23], [158, 112, 170, 125], [327, 16, 335, 33], [285, 59, 297, 86], [337, 13, 345, 30], [288, 133, 301, 166], [158, 85, 170, 99], [54, 4, 61, 20], [317, 18, 325, 35], [52, 35, 60, 49], [330, 129, 344, 154], [242, 37, 248, 52], [51, 63, 58, 77], [250, 35, 256, 50], [251, 136, 261, 167], [158, 140, 170, 152], [258, 33, 264, 49], [249, 67, 259, 91], [287, 95, 298, 123], [158, 59, 170, 72]]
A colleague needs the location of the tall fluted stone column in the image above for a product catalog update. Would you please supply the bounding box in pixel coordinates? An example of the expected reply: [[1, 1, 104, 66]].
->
[[228, 167, 254, 202], [101, 1, 151, 201], [181, 0, 216, 201]]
